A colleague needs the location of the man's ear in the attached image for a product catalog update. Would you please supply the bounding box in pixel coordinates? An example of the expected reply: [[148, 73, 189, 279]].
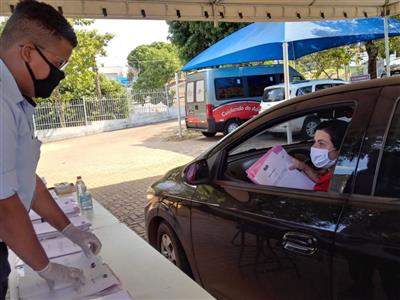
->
[[20, 44, 34, 63]]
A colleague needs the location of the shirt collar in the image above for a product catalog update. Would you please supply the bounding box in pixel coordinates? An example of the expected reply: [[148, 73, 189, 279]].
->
[[0, 58, 27, 106]]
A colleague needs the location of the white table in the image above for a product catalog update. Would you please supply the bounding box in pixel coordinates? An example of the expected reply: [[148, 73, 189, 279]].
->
[[9, 196, 214, 300]]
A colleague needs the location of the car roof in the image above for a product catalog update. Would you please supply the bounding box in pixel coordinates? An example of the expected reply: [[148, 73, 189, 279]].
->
[[263, 77, 399, 112], [264, 79, 346, 90]]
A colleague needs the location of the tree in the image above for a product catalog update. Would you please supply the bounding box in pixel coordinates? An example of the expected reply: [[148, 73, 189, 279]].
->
[[296, 45, 362, 79], [0, 19, 6, 34], [54, 19, 125, 103], [168, 21, 248, 62], [127, 42, 181, 90]]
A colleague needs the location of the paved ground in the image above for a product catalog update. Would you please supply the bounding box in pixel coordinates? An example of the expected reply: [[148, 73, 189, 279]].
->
[[38, 121, 222, 238]]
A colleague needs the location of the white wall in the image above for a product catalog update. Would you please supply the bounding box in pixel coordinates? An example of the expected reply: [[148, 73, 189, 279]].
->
[[37, 106, 185, 143]]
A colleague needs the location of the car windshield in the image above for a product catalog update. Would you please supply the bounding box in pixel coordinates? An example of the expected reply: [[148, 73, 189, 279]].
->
[[262, 88, 285, 102]]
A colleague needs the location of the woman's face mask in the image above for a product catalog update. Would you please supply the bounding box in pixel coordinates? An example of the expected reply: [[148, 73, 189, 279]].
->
[[310, 147, 336, 169], [25, 45, 65, 98]]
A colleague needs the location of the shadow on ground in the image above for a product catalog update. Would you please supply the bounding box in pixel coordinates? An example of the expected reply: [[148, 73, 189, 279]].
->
[[91, 175, 162, 240]]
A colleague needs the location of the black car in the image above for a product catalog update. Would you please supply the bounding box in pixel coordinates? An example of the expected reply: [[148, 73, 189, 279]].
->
[[145, 77, 400, 300]]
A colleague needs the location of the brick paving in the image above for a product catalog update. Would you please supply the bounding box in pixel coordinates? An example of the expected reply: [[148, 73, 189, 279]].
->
[[38, 121, 221, 239]]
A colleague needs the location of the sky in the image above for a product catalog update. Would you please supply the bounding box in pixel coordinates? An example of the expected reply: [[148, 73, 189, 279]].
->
[[87, 20, 169, 67]]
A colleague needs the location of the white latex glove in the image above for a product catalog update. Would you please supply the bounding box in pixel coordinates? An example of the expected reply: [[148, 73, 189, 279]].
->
[[37, 262, 85, 290], [62, 223, 102, 256]]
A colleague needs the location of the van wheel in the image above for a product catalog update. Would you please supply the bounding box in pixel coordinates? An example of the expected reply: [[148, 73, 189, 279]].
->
[[224, 120, 240, 135], [156, 222, 191, 276], [202, 132, 216, 137], [302, 116, 320, 139]]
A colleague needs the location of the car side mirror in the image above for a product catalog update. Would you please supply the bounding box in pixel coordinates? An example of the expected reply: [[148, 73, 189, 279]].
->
[[184, 159, 210, 185]]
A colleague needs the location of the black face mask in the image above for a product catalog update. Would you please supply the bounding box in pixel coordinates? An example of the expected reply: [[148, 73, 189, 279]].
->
[[25, 46, 65, 98]]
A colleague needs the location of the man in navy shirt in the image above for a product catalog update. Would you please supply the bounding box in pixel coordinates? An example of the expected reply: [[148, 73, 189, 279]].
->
[[0, 1, 101, 298]]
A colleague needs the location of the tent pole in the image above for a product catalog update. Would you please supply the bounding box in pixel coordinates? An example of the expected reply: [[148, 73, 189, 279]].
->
[[175, 72, 182, 138], [283, 42, 293, 144], [384, 15, 391, 77]]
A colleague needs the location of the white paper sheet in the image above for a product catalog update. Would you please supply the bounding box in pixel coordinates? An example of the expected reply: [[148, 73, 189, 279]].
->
[[29, 197, 80, 222], [247, 145, 315, 190], [18, 253, 120, 300], [33, 215, 91, 240], [16, 237, 82, 268]]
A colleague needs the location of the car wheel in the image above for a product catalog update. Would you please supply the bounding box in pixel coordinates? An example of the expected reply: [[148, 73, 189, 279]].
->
[[202, 132, 217, 137], [301, 117, 320, 139], [156, 222, 191, 275], [223, 120, 240, 135]]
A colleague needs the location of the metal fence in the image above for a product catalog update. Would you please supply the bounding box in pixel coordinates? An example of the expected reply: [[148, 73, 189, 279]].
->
[[33, 88, 175, 130]]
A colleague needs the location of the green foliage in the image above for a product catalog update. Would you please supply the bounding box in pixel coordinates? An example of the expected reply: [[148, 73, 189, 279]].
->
[[296, 45, 362, 79], [127, 42, 181, 90], [0, 18, 6, 34], [167, 21, 248, 62], [40, 19, 125, 103]]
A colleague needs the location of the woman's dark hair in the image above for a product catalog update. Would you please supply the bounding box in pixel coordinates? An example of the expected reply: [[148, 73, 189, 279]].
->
[[316, 119, 348, 149], [0, 0, 77, 48]]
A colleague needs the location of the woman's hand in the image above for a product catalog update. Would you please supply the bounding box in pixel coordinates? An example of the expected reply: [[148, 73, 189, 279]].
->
[[289, 157, 306, 171]]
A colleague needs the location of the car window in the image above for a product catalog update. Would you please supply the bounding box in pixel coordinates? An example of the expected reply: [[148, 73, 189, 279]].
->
[[247, 75, 277, 97], [262, 88, 285, 102], [186, 82, 194, 103], [296, 86, 312, 96], [224, 105, 354, 189], [215, 77, 244, 100], [196, 80, 205, 102], [315, 84, 333, 91], [374, 101, 400, 197]]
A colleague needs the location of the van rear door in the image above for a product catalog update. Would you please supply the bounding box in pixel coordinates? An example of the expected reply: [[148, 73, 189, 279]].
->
[[185, 79, 208, 130]]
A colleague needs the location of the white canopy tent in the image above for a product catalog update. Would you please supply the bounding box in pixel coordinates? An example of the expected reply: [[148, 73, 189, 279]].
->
[[1, 1, 400, 21]]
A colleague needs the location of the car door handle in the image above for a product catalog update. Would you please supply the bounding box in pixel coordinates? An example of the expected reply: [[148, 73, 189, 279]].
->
[[282, 232, 318, 256]]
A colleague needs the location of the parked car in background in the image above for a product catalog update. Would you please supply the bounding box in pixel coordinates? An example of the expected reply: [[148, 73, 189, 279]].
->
[[145, 77, 400, 300], [184, 65, 304, 137], [260, 79, 347, 138]]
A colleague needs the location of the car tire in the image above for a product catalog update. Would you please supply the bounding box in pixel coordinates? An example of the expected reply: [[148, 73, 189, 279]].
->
[[223, 120, 240, 135], [301, 116, 320, 139], [156, 222, 191, 276], [202, 132, 217, 137]]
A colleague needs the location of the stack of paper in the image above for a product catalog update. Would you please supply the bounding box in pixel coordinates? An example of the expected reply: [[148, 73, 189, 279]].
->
[[18, 253, 121, 300], [33, 215, 91, 240], [246, 145, 315, 190], [29, 197, 80, 222]]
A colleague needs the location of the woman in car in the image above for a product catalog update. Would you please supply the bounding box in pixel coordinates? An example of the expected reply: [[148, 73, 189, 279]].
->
[[290, 119, 348, 192]]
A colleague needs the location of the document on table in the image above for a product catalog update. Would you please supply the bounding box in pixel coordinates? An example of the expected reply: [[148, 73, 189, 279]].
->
[[33, 215, 91, 240], [246, 145, 315, 190], [16, 237, 82, 268], [18, 253, 120, 300], [29, 197, 80, 222]]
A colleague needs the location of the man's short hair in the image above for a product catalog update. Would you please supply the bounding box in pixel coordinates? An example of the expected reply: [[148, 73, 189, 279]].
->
[[316, 119, 348, 149], [0, 0, 77, 49]]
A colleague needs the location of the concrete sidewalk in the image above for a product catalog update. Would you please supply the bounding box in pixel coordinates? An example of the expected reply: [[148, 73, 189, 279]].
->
[[38, 121, 222, 238]]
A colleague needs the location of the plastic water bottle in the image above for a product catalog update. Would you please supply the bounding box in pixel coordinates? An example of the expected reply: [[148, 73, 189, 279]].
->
[[75, 176, 93, 209], [75, 176, 87, 199]]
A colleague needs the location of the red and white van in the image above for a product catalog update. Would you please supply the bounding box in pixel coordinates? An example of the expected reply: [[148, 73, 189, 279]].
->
[[184, 65, 304, 136]]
